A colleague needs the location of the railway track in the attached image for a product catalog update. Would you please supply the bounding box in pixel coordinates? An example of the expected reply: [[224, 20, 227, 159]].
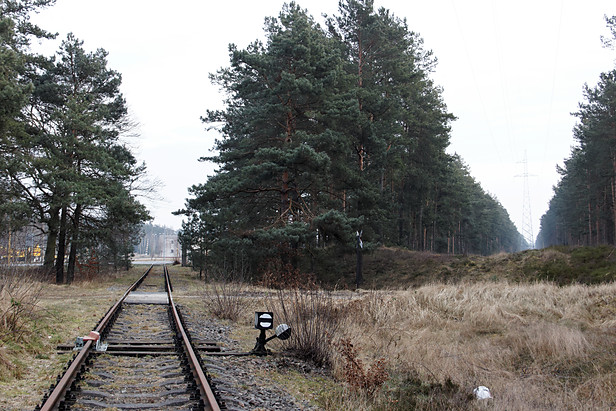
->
[[36, 265, 223, 411]]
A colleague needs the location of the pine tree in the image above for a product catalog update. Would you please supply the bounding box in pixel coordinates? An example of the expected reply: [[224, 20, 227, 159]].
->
[[187, 3, 352, 272], [538, 16, 616, 247], [0, 0, 55, 233], [9, 33, 149, 282], [538, 71, 616, 246]]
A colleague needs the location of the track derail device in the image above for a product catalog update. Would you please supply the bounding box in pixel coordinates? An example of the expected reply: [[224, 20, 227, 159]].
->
[[73, 330, 108, 352], [251, 311, 292, 355]]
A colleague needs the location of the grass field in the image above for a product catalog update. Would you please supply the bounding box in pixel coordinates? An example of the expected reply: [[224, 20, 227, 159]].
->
[[331, 282, 616, 409], [1, 246, 615, 410]]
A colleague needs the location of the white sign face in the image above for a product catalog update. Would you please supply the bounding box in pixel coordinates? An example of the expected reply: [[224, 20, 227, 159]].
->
[[255, 312, 274, 329]]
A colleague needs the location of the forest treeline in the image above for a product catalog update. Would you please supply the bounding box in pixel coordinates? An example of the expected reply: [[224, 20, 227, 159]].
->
[[537, 16, 616, 248], [0, 0, 151, 282], [177, 0, 523, 279]]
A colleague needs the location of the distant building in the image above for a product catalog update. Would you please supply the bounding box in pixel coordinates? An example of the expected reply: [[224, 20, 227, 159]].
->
[[133, 224, 179, 261], [0, 226, 46, 264]]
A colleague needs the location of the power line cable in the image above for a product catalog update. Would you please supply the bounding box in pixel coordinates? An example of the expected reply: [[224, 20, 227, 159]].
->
[[541, 0, 565, 177], [450, 0, 504, 165], [490, 0, 515, 158]]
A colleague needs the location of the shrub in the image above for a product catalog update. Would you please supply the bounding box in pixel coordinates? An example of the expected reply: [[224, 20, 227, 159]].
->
[[209, 279, 246, 322], [0, 267, 43, 380], [260, 258, 318, 290], [0, 267, 42, 340], [273, 287, 342, 367], [333, 337, 388, 397]]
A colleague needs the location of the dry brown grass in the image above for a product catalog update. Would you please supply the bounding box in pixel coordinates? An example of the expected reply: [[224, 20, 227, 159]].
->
[[0, 265, 146, 409], [0, 267, 45, 385], [0, 268, 42, 341], [334, 281, 616, 410], [4, 262, 615, 410], [211, 277, 615, 409], [209, 280, 247, 322], [271, 288, 344, 367]]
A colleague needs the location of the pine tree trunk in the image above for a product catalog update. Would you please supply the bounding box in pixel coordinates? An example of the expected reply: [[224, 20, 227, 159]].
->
[[612, 169, 616, 244], [398, 205, 404, 244], [55, 206, 68, 284], [66, 203, 82, 284], [44, 207, 60, 271], [588, 199, 592, 246], [282, 169, 289, 217], [432, 219, 436, 252], [181, 242, 187, 267], [418, 205, 424, 250], [596, 204, 600, 245], [124, 251, 131, 271], [355, 231, 363, 289], [67, 242, 77, 283], [602, 191, 608, 243], [204, 248, 208, 279], [281, 109, 293, 222]]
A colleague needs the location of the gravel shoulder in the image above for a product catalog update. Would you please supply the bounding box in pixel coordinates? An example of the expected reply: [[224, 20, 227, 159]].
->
[[180, 306, 333, 410]]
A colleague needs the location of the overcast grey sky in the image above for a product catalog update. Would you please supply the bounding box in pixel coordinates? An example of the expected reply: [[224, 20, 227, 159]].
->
[[31, 0, 616, 245]]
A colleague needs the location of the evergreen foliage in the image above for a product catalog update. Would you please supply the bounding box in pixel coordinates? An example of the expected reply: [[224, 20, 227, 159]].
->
[[0, 0, 55, 232], [178, 1, 522, 281], [537, 15, 616, 248], [0, 4, 150, 281]]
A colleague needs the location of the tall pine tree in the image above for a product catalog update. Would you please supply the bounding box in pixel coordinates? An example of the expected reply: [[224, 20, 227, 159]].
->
[[186, 3, 353, 272], [10, 33, 149, 282]]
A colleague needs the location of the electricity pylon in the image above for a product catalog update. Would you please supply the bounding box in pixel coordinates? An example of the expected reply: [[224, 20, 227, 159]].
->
[[517, 151, 535, 249]]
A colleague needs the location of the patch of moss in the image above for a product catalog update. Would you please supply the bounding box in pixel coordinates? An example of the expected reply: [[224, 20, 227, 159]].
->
[[376, 372, 473, 411], [524, 246, 616, 285], [259, 365, 339, 408]]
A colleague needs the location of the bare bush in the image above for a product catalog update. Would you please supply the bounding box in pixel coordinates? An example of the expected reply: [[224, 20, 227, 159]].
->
[[209, 280, 246, 322], [260, 257, 317, 290], [333, 337, 388, 396], [0, 267, 42, 340], [272, 287, 342, 367]]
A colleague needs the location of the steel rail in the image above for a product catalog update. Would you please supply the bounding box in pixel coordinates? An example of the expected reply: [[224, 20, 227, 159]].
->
[[164, 265, 221, 411], [39, 265, 154, 411]]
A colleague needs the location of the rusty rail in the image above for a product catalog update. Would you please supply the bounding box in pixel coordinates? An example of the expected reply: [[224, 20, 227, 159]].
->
[[165, 265, 221, 411], [38, 265, 222, 410], [38, 265, 154, 411]]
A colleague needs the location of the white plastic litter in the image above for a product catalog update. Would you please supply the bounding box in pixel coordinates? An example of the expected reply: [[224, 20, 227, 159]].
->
[[473, 386, 492, 400]]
